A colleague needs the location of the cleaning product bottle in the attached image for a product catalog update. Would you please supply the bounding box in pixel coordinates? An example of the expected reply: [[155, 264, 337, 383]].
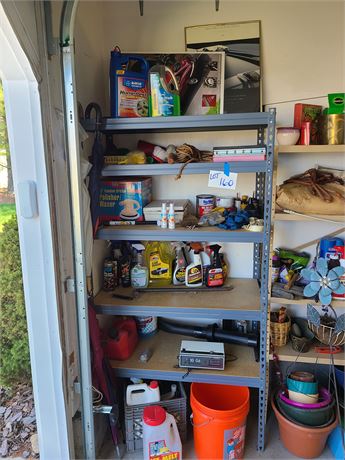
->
[[206, 244, 224, 287], [185, 243, 203, 287], [145, 241, 174, 286], [143, 406, 182, 460], [168, 202, 175, 230], [160, 202, 168, 229], [120, 243, 132, 287], [149, 64, 180, 117], [220, 252, 228, 279], [173, 243, 187, 285], [200, 243, 212, 285], [131, 244, 148, 288]]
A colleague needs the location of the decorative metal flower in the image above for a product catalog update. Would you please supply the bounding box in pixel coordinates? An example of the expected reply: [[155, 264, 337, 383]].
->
[[301, 257, 345, 305]]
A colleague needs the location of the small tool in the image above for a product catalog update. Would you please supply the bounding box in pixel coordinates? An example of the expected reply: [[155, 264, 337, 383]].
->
[[112, 292, 138, 301]]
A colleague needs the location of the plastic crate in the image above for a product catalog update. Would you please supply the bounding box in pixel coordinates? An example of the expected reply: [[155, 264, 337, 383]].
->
[[125, 382, 187, 452]]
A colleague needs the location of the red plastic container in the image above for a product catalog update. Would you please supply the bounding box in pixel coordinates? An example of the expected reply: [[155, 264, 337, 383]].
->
[[103, 318, 138, 360]]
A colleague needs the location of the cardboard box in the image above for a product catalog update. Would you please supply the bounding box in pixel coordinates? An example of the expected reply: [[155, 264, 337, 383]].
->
[[294, 103, 323, 144], [126, 52, 225, 115], [143, 199, 191, 223], [99, 177, 152, 222]]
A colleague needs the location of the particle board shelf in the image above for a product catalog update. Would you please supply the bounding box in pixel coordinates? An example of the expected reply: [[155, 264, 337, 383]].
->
[[96, 225, 264, 243], [278, 144, 345, 154], [94, 278, 261, 320], [274, 212, 345, 223], [269, 343, 345, 366], [270, 296, 345, 308], [109, 331, 260, 387], [102, 160, 267, 177], [82, 112, 272, 134]]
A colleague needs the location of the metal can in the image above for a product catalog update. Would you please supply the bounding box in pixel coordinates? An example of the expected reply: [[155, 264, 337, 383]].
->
[[300, 121, 311, 145], [196, 194, 215, 217], [103, 258, 117, 291]]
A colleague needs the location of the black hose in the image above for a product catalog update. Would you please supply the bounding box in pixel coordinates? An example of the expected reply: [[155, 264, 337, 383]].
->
[[159, 319, 258, 348]]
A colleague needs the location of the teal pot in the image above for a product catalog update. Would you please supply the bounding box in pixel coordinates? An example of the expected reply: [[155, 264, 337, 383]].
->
[[277, 400, 336, 429], [287, 377, 319, 395], [276, 394, 335, 427]]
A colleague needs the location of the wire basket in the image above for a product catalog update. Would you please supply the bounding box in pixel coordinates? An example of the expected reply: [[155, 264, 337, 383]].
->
[[270, 316, 291, 347], [290, 334, 313, 353], [124, 382, 187, 452], [308, 322, 345, 346]]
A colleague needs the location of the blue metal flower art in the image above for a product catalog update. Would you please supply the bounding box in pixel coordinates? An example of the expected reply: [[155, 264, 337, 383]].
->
[[301, 257, 345, 305]]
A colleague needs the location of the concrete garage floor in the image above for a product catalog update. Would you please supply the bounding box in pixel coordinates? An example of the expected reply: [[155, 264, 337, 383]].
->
[[100, 411, 333, 459]]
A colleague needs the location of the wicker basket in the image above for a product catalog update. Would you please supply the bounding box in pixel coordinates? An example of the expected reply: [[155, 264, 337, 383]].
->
[[270, 316, 291, 347], [308, 322, 345, 346]]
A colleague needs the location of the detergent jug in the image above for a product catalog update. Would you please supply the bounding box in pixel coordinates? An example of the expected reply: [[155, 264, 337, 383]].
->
[[143, 405, 182, 460]]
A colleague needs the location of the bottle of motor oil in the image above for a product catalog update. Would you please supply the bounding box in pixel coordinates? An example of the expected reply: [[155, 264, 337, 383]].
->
[[206, 244, 224, 287], [173, 243, 187, 285], [185, 243, 203, 287], [149, 64, 180, 117], [145, 241, 174, 286]]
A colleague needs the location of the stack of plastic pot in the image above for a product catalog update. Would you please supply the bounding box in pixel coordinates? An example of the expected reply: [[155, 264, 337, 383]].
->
[[272, 371, 338, 458]]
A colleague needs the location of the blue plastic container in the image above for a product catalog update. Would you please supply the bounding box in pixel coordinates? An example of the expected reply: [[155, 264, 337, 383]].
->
[[110, 50, 149, 118], [335, 366, 344, 389], [328, 426, 345, 459], [319, 237, 344, 258]]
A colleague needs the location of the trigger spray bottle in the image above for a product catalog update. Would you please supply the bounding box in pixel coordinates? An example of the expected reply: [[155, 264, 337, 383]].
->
[[185, 243, 203, 288], [173, 243, 187, 285], [206, 244, 224, 287]]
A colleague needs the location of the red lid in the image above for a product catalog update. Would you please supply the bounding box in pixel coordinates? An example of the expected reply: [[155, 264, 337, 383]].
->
[[143, 405, 166, 426], [149, 380, 159, 389]]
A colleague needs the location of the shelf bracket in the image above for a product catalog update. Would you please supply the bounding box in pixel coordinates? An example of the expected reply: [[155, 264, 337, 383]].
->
[[215, 0, 220, 11], [139, 0, 144, 16]]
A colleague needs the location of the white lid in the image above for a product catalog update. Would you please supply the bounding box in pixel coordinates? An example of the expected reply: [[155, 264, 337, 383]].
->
[[144, 199, 189, 211]]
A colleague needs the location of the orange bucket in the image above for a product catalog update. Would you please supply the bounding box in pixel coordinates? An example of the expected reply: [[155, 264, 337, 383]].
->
[[190, 383, 250, 459]]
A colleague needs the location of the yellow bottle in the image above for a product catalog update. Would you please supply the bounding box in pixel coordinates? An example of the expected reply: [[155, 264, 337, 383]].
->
[[145, 241, 174, 286]]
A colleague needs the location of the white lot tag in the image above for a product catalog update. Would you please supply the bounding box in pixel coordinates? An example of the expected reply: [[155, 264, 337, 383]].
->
[[208, 170, 238, 190]]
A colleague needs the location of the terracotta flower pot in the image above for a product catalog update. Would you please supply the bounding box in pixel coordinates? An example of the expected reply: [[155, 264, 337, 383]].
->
[[271, 395, 338, 458]]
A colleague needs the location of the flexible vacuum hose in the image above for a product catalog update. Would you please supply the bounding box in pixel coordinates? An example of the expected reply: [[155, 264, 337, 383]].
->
[[158, 319, 259, 349]]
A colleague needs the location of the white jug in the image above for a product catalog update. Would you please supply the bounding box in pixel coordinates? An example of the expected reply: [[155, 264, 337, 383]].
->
[[143, 405, 182, 460], [126, 381, 160, 406]]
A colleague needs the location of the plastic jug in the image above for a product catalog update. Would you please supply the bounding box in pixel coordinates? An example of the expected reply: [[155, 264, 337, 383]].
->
[[143, 405, 182, 460], [126, 381, 160, 406]]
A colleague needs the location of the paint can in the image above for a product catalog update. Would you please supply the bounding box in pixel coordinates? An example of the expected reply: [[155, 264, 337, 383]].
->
[[196, 194, 215, 217], [136, 316, 158, 337], [216, 197, 233, 208]]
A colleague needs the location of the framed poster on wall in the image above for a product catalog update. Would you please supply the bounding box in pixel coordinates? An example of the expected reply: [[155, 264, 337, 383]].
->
[[185, 20, 261, 113]]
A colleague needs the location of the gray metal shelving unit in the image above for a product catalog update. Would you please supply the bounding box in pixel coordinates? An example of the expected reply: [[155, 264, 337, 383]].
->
[[84, 110, 276, 451]]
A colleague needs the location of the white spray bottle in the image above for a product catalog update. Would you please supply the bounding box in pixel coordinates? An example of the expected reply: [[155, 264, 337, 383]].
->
[[185, 243, 203, 287]]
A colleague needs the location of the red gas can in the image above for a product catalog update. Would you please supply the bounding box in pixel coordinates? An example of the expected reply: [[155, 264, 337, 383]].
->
[[103, 318, 138, 360]]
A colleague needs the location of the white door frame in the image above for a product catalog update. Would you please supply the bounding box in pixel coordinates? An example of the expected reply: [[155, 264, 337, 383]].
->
[[0, 4, 70, 459]]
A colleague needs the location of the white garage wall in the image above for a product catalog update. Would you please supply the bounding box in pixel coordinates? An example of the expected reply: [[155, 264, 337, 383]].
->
[[74, 0, 344, 283]]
